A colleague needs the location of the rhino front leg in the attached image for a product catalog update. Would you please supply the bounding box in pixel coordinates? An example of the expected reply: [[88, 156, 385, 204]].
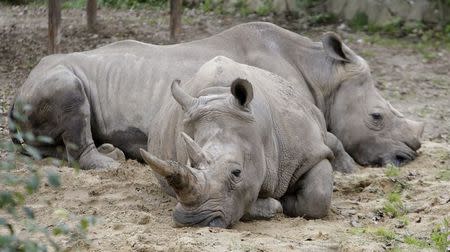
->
[[39, 67, 119, 170], [281, 159, 333, 219], [61, 91, 121, 170], [241, 198, 282, 221], [325, 132, 356, 173]]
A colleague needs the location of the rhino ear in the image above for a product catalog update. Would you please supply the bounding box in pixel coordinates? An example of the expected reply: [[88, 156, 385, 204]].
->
[[231, 78, 253, 107], [321, 32, 351, 63]]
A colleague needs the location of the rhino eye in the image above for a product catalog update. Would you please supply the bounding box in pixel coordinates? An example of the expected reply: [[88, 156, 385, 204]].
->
[[371, 113, 383, 121], [231, 169, 241, 177]]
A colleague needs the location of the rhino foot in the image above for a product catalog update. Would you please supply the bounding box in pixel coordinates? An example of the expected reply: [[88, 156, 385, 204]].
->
[[97, 143, 126, 161], [325, 132, 357, 173], [332, 151, 357, 174], [241, 197, 282, 221], [79, 146, 120, 170]]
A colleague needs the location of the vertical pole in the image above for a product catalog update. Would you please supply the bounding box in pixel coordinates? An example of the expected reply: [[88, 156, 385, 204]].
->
[[170, 0, 182, 42], [48, 0, 61, 54], [87, 0, 97, 32]]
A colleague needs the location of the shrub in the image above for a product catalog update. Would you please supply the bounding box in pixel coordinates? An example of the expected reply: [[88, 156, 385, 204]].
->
[[1, 102, 95, 251]]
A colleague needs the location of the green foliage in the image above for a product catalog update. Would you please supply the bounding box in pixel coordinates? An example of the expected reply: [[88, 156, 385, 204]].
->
[[404, 236, 430, 248], [398, 216, 410, 227], [62, 0, 87, 9], [201, 0, 213, 12], [0, 0, 32, 5], [383, 192, 407, 218], [437, 169, 450, 181], [1, 102, 95, 251], [296, 0, 322, 8], [59, 0, 167, 9], [385, 164, 400, 177], [373, 227, 397, 241], [256, 0, 272, 16], [234, 0, 250, 16], [431, 218, 450, 251], [349, 226, 398, 242], [100, 0, 167, 8], [349, 12, 368, 30], [308, 13, 337, 25]]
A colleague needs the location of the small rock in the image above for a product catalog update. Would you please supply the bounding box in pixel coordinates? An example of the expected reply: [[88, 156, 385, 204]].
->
[[337, 23, 349, 31], [350, 219, 361, 227]]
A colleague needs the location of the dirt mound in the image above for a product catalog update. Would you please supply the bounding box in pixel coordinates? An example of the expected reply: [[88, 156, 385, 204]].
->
[[16, 141, 446, 251]]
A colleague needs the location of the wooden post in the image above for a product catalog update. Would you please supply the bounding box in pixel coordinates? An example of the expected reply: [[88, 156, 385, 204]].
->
[[87, 0, 97, 32], [170, 0, 182, 41], [48, 0, 61, 54]]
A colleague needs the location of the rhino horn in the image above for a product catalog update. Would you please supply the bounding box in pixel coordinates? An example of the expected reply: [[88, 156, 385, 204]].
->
[[181, 132, 210, 167], [140, 148, 202, 205], [171, 79, 197, 111], [140, 148, 176, 176]]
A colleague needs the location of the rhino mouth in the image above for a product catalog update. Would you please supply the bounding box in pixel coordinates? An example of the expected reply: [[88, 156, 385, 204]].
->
[[353, 139, 420, 167], [172, 205, 228, 228], [372, 143, 418, 167], [385, 150, 417, 167]]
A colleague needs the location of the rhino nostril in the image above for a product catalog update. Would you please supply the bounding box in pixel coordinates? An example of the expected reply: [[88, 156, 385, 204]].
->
[[208, 217, 226, 228]]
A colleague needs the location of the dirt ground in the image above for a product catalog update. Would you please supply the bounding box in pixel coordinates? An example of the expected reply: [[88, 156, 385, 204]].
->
[[1, 4, 449, 252]]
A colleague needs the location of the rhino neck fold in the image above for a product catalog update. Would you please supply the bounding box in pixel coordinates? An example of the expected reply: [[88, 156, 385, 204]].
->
[[290, 47, 341, 129]]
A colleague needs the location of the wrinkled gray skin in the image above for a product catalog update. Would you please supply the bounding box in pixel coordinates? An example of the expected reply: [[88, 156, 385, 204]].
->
[[140, 56, 334, 228], [9, 22, 423, 171]]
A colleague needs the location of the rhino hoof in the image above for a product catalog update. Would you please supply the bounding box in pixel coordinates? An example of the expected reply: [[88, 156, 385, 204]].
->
[[333, 153, 357, 174], [79, 147, 122, 170], [241, 198, 282, 221], [97, 143, 126, 161]]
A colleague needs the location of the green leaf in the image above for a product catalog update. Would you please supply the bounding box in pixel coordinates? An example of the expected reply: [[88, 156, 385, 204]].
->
[[0, 172, 19, 185], [23, 145, 42, 160], [0, 191, 15, 209], [46, 171, 60, 188], [0, 234, 14, 246], [25, 172, 40, 194], [37, 135, 54, 144], [24, 132, 35, 142], [53, 223, 69, 236], [13, 192, 25, 205], [80, 217, 89, 232], [23, 207, 35, 219], [53, 208, 69, 220], [0, 161, 15, 171]]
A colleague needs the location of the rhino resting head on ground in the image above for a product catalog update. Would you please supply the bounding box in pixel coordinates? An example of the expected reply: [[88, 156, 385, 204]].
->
[[140, 56, 335, 227], [319, 34, 424, 166]]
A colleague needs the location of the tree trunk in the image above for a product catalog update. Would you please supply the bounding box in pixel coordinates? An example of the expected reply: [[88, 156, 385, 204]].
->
[[48, 0, 61, 54], [170, 0, 182, 42], [87, 0, 97, 32]]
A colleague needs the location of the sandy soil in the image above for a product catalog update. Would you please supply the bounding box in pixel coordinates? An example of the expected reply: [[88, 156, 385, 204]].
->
[[1, 4, 449, 251]]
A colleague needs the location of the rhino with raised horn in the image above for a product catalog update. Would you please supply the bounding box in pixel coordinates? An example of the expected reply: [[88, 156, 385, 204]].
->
[[140, 57, 335, 227]]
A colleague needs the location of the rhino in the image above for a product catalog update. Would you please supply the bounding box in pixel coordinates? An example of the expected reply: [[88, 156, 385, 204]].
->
[[9, 22, 423, 172], [139, 56, 335, 227]]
